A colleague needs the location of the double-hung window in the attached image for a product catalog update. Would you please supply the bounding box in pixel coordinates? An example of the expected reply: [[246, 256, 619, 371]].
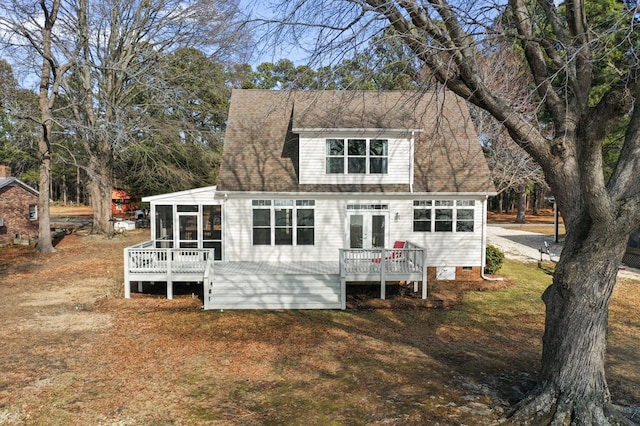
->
[[274, 200, 294, 245], [326, 138, 388, 174], [413, 201, 431, 231], [413, 200, 475, 232], [252, 200, 315, 245], [252, 200, 272, 245], [434, 200, 454, 232], [455, 200, 475, 232]]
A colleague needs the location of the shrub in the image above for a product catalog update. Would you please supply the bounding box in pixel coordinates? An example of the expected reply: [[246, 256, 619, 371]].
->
[[485, 244, 505, 274]]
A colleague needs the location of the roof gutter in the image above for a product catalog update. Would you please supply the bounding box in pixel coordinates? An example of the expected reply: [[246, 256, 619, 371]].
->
[[410, 131, 415, 193]]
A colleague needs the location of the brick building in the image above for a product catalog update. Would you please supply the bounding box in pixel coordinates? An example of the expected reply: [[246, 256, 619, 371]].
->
[[0, 164, 39, 245]]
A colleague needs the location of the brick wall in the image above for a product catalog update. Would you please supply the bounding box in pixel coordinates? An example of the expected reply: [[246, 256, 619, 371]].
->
[[455, 266, 482, 281], [426, 266, 483, 282], [0, 185, 39, 245]]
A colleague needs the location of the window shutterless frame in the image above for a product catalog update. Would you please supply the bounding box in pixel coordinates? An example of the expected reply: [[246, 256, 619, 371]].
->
[[326, 138, 388, 174], [251, 200, 315, 246]]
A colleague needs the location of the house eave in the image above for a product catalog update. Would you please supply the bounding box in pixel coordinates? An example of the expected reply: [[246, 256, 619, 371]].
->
[[216, 190, 497, 199], [292, 128, 424, 135], [142, 186, 217, 203], [0, 177, 40, 196]]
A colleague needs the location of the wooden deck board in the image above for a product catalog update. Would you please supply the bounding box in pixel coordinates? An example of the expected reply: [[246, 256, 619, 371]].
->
[[214, 261, 340, 276]]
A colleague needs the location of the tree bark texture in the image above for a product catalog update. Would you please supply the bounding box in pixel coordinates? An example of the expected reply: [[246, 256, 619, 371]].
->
[[515, 188, 527, 223], [34, 0, 63, 254], [86, 156, 114, 235], [509, 217, 636, 425], [36, 133, 54, 253]]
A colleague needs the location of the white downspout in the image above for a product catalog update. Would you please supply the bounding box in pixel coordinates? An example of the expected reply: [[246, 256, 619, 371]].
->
[[409, 131, 415, 193], [223, 193, 228, 262], [481, 195, 503, 281]]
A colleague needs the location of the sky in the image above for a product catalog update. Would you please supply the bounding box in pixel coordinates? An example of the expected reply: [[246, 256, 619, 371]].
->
[[239, 0, 315, 66]]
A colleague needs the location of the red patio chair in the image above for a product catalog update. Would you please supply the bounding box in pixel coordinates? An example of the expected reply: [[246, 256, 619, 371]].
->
[[372, 240, 406, 263]]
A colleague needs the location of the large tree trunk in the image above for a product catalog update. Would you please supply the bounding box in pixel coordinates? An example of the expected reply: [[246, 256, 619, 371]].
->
[[36, 131, 54, 253], [515, 187, 526, 223], [87, 157, 113, 235], [510, 222, 635, 424]]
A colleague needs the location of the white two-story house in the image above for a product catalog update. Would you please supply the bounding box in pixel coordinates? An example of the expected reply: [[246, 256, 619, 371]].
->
[[125, 89, 496, 309]]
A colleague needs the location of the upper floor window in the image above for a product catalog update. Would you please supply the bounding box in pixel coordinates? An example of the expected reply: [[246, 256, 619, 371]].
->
[[413, 200, 475, 232], [326, 138, 388, 174]]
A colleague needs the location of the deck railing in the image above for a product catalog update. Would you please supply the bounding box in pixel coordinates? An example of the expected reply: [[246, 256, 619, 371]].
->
[[124, 241, 214, 299], [339, 241, 427, 307]]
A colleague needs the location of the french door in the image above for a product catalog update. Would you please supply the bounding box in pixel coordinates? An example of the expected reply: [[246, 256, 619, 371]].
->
[[348, 212, 387, 249]]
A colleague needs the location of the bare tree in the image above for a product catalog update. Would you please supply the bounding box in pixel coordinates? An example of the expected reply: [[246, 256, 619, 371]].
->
[[2, 0, 247, 234], [59, 0, 245, 233], [483, 126, 547, 218], [257, 0, 640, 423], [0, 0, 76, 252]]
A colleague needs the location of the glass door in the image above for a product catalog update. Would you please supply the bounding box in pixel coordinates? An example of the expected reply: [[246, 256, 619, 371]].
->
[[178, 214, 198, 248], [349, 212, 386, 249], [177, 206, 199, 248], [202, 205, 222, 260]]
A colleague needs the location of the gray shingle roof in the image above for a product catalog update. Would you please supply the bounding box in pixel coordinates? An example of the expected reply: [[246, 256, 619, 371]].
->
[[218, 89, 496, 194], [0, 177, 39, 195]]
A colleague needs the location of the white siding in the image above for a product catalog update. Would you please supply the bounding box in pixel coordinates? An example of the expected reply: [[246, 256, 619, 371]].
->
[[298, 135, 412, 185], [222, 194, 486, 268], [391, 199, 485, 267], [223, 198, 346, 262]]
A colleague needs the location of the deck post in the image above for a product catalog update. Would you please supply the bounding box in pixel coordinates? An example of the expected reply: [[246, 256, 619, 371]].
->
[[339, 250, 347, 310], [123, 247, 131, 299], [166, 248, 173, 300], [380, 249, 386, 300], [421, 248, 428, 299]]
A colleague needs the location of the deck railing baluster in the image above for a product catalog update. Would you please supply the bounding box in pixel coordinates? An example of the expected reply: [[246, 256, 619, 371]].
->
[[337, 243, 427, 299]]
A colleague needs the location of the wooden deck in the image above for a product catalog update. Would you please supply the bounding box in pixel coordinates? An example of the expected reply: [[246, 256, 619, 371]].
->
[[123, 242, 214, 299], [124, 241, 427, 310], [214, 261, 339, 275], [206, 261, 342, 310]]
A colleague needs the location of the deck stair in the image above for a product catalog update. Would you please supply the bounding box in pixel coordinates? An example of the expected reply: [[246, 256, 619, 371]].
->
[[204, 262, 341, 310]]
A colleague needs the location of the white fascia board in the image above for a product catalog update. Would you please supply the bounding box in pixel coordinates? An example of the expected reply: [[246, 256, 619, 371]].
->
[[142, 185, 217, 203], [219, 190, 497, 200], [292, 128, 424, 136]]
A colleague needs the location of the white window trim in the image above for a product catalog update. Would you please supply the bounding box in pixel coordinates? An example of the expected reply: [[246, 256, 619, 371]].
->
[[252, 200, 315, 246], [413, 200, 476, 233], [325, 138, 389, 175], [29, 204, 38, 221]]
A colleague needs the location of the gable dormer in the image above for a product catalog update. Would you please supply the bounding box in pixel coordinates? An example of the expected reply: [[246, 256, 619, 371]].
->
[[295, 129, 421, 185], [290, 93, 426, 186]]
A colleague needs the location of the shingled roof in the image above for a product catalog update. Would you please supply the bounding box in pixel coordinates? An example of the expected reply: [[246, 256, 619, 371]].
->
[[217, 89, 495, 194], [0, 177, 39, 196]]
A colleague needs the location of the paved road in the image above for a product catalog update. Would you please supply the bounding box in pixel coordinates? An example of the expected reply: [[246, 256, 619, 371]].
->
[[487, 225, 561, 263], [486, 224, 640, 280]]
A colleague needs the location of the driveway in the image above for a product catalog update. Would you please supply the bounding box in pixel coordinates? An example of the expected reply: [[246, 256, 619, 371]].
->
[[487, 225, 561, 263], [486, 224, 640, 280]]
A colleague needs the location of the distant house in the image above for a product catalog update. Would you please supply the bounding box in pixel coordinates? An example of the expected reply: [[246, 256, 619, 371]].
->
[[124, 90, 497, 309], [0, 164, 39, 245]]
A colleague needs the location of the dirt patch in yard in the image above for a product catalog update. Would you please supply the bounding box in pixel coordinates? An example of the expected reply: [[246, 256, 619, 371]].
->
[[346, 279, 512, 310]]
